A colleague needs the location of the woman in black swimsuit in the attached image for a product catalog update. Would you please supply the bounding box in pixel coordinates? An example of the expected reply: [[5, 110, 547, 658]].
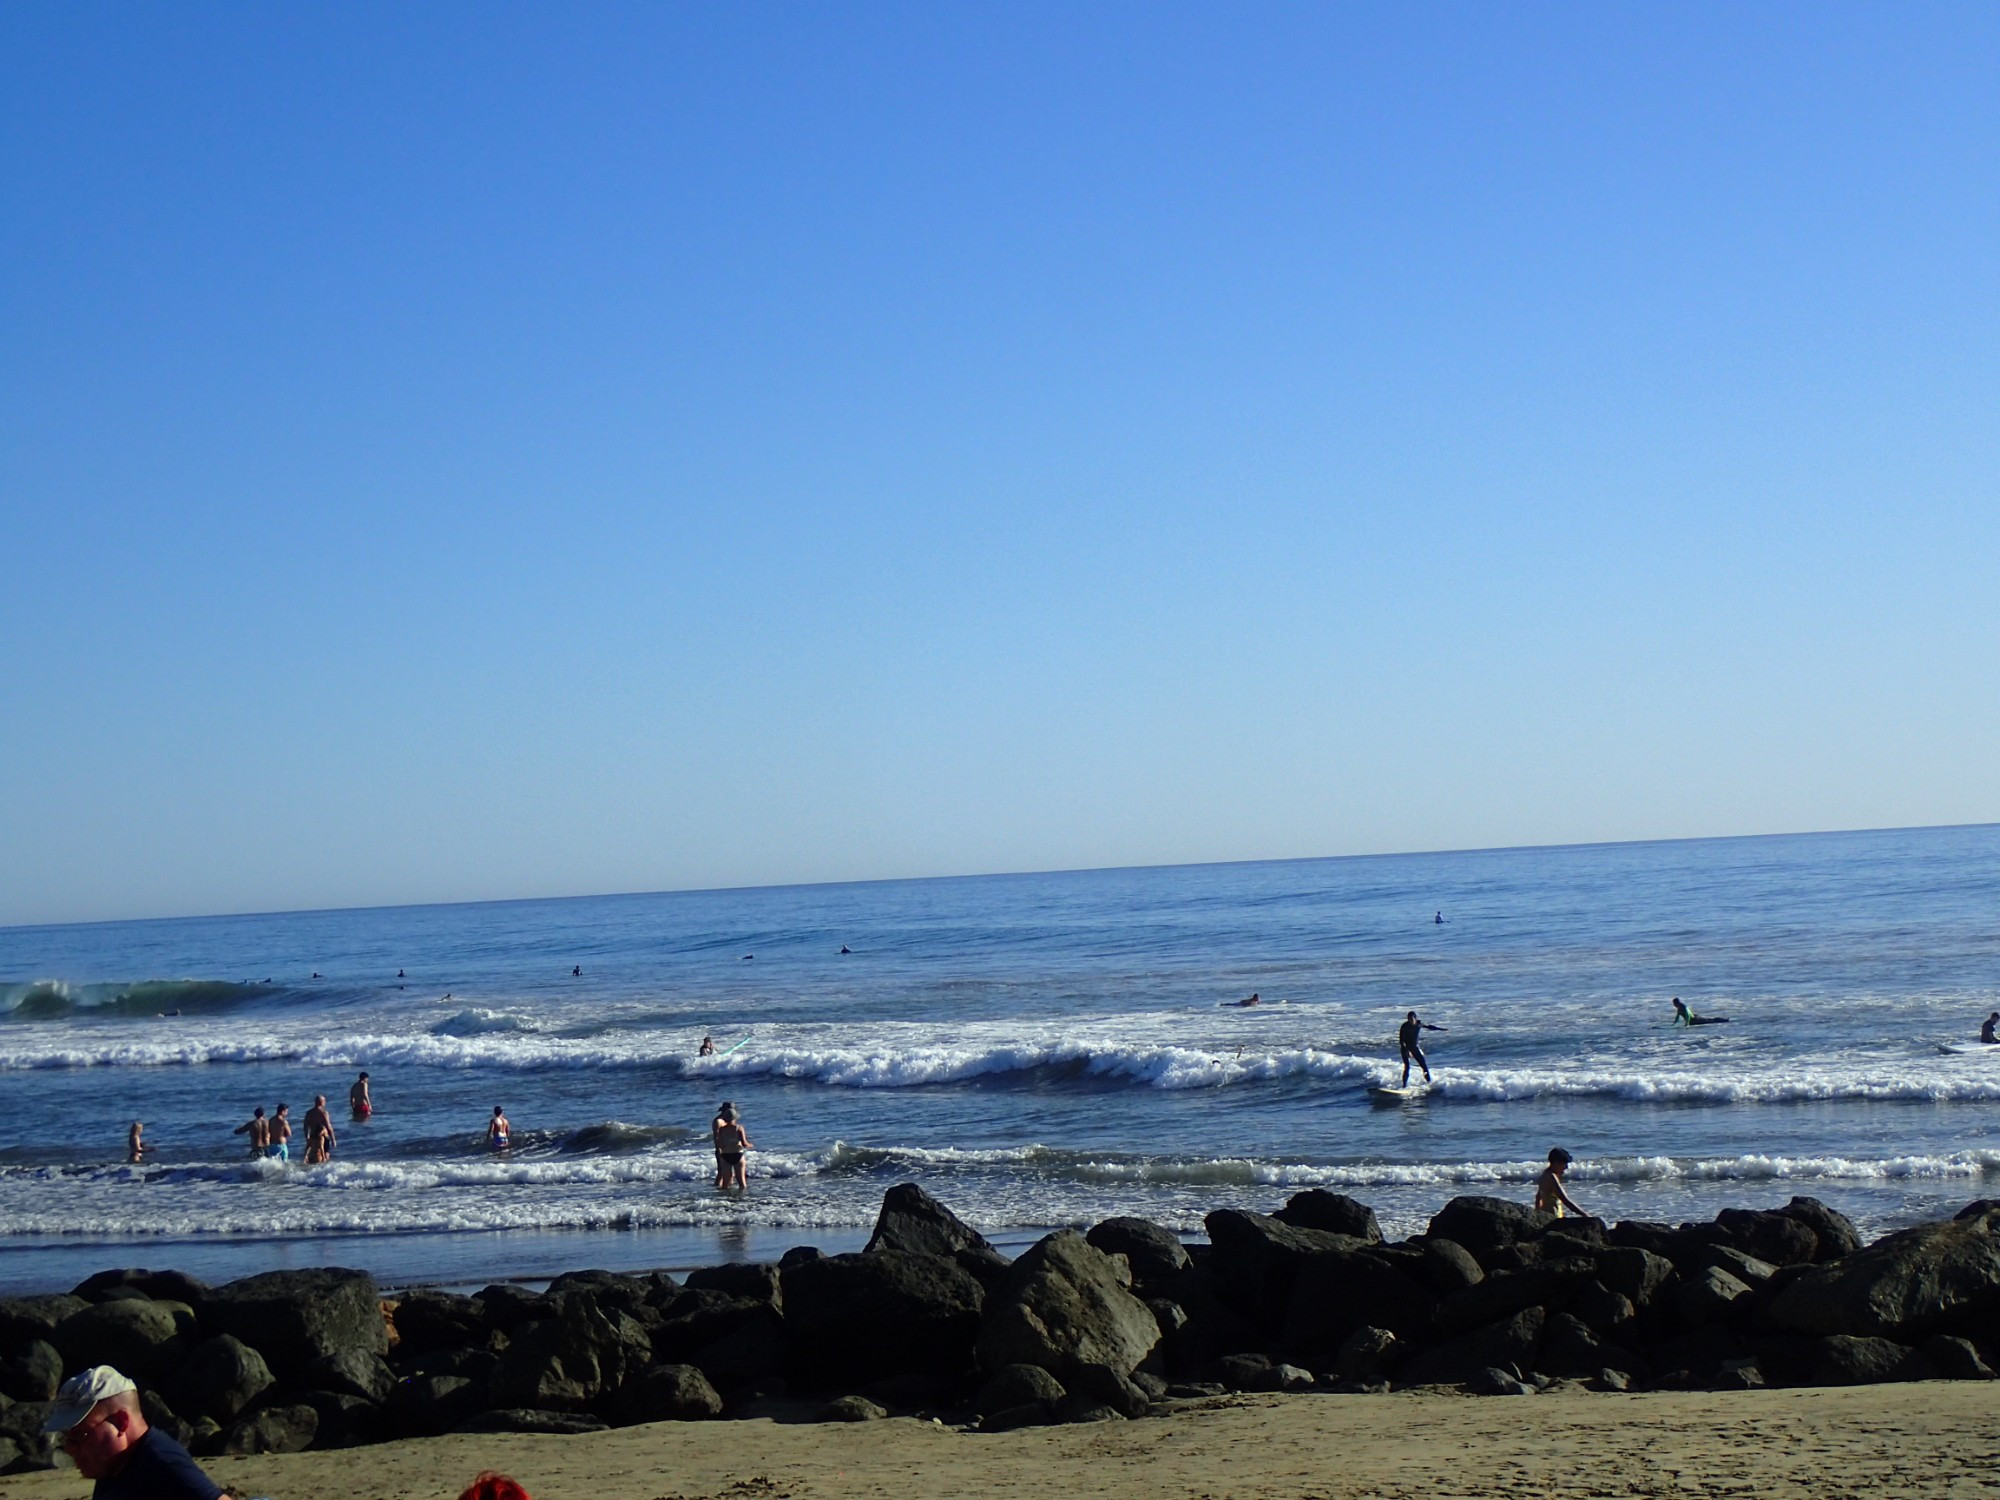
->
[[712, 1101, 752, 1189]]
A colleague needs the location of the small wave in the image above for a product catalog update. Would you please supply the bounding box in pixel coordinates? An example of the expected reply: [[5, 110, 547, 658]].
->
[[429, 1008, 539, 1038], [2, 979, 268, 1021]]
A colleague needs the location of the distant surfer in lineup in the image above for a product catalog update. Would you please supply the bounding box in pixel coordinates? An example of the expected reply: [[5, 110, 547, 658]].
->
[[486, 1106, 511, 1151], [839, 945, 852, 954], [1671, 997, 1730, 1026], [350, 1072, 372, 1119], [1534, 1147, 1588, 1219], [697, 1036, 716, 1057], [1234, 992, 1262, 1008], [571, 966, 581, 977], [1434, 911, 1444, 924], [1399, 1011, 1445, 1086], [712, 1102, 751, 1189], [1982, 1012, 1999, 1045]]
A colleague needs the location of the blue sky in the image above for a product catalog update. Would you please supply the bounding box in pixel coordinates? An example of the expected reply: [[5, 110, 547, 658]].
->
[[3, 4, 1997, 926]]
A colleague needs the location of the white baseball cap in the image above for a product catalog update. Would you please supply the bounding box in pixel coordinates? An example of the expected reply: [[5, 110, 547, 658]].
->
[[42, 1366, 137, 1432]]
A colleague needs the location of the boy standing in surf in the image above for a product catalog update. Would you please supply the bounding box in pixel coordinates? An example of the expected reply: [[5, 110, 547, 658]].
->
[[713, 1102, 751, 1189], [350, 1071, 372, 1119], [1534, 1148, 1589, 1219]]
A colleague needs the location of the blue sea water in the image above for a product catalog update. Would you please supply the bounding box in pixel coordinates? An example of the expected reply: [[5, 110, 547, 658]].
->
[[2, 825, 1997, 1295]]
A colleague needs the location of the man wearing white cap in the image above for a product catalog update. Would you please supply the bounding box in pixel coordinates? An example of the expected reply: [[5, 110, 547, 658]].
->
[[41, 1366, 223, 1499]]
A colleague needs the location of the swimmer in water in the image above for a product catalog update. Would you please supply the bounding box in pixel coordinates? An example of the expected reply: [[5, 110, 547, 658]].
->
[[126, 1121, 156, 1164], [839, 945, 851, 954], [302, 1095, 336, 1166], [268, 1103, 292, 1162], [1434, 911, 1444, 924], [1982, 1012, 1999, 1045], [572, 966, 581, 977], [1534, 1147, 1588, 1219], [697, 1036, 715, 1057], [350, 1071, 372, 1119], [712, 1101, 752, 1189], [1671, 997, 1731, 1026], [1398, 1010, 1445, 1086], [232, 1106, 269, 1157], [487, 1106, 511, 1150]]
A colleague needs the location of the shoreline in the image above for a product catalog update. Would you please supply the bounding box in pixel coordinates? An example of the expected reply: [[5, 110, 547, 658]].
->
[[3, 1383, 1995, 1499]]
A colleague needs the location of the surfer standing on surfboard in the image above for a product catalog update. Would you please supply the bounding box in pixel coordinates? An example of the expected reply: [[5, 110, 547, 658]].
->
[[1398, 1011, 1444, 1087]]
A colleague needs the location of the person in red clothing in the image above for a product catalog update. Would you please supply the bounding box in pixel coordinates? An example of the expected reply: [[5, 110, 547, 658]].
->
[[461, 1474, 533, 1500]]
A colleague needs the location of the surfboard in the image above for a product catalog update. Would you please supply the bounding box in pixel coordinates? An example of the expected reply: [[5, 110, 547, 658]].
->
[[1368, 1084, 1428, 1102]]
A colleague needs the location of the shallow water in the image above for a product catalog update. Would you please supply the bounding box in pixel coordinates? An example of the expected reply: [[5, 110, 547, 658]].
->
[[2, 824, 1997, 1293]]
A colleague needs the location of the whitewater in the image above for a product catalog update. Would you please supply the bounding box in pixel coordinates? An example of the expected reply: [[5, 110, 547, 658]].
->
[[1, 824, 1997, 1292]]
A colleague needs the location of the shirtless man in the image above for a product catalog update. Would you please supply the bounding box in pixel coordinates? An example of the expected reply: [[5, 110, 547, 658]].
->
[[486, 1106, 512, 1150], [1982, 1013, 1999, 1045], [126, 1122, 156, 1164], [697, 1036, 716, 1057], [1534, 1147, 1589, 1219], [350, 1072, 372, 1119], [302, 1096, 336, 1165], [712, 1102, 752, 1189], [231, 1107, 269, 1157], [268, 1103, 293, 1162], [1399, 1010, 1445, 1086]]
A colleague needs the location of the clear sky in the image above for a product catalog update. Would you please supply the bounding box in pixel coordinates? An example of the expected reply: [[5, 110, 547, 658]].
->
[[3, 4, 1997, 927]]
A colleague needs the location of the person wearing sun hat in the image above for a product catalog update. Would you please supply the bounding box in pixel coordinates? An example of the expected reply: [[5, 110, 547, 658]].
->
[[41, 1366, 223, 1499]]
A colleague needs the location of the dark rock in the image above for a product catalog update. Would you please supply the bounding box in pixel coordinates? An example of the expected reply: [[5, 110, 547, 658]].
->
[[1284, 1248, 1436, 1353], [1420, 1238, 1484, 1293], [200, 1269, 386, 1381], [1567, 1283, 1636, 1339], [1712, 1357, 1766, 1390], [0, 1340, 62, 1402], [1696, 1245, 1778, 1286], [1591, 1368, 1632, 1392], [1211, 1352, 1275, 1390], [865, 1184, 1008, 1276], [1538, 1311, 1643, 1380], [1714, 1209, 1820, 1268], [71, 1269, 209, 1306], [1272, 1191, 1382, 1243], [187, 1416, 222, 1456], [388, 1290, 490, 1356], [1920, 1334, 1995, 1379], [817, 1394, 888, 1421], [139, 1388, 191, 1447], [1810, 1335, 1929, 1386], [1435, 1265, 1595, 1338], [1427, 1197, 1559, 1261], [402, 1347, 499, 1386], [784, 1250, 985, 1388], [1594, 1246, 1675, 1306], [1763, 1205, 2000, 1341], [1064, 1361, 1151, 1417], [976, 1231, 1161, 1378], [0, 1401, 59, 1470], [980, 1401, 1055, 1432], [1202, 1209, 1372, 1321], [387, 1373, 486, 1436], [1651, 1326, 1753, 1387], [688, 1309, 785, 1386], [1400, 1307, 1547, 1387], [611, 1363, 724, 1424], [1676, 1266, 1753, 1331], [53, 1298, 189, 1381], [544, 1270, 650, 1313], [974, 1363, 1065, 1418], [491, 1302, 653, 1411], [651, 1290, 769, 1361], [222, 1403, 318, 1455], [683, 1263, 782, 1309], [1467, 1366, 1534, 1396], [300, 1348, 397, 1404], [458, 1408, 609, 1434], [173, 1335, 275, 1424], [0, 1296, 89, 1351], [473, 1283, 550, 1331], [1086, 1218, 1191, 1284], [1781, 1198, 1863, 1259], [852, 1370, 955, 1410], [298, 1390, 385, 1448], [0, 1437, 19, 1475], [1335, 1326, 1399, 1383], [778, 1246, 822, 1269]]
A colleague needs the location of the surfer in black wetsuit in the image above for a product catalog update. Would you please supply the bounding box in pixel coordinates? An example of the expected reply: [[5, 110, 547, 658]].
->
[[1982, 1012, 1999, 1045], [1671, 997, 1730, 1027], [1399, 1011, 1444, 1086]]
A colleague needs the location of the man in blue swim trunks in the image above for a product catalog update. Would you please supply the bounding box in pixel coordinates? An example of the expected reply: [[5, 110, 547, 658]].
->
[[267, 1102, 291, 1162]]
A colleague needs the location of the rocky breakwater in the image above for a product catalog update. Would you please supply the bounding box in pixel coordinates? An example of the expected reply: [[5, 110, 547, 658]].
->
[[2, 1186, 1998, 1468]]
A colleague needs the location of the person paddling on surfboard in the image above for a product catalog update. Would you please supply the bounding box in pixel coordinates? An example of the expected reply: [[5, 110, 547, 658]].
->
[[1398, 1011, 1444, 1086], [1671, 997, 1730, 1026]]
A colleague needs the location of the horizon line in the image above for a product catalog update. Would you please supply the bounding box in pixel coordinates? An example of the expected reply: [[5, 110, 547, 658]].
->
[[4, 818, 1993, 936]]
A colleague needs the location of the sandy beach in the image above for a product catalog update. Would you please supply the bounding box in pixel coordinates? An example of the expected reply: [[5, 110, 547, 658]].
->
[[4, 1383, 1993, 1500]]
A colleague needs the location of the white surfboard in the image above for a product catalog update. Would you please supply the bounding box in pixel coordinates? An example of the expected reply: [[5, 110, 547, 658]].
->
[[1368, 1083, 1429, 1102]]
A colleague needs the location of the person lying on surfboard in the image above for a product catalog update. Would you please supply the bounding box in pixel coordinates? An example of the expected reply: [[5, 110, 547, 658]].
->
[[1671, 997, 1730, 1026], [1398, 1011, 1444, 1086]]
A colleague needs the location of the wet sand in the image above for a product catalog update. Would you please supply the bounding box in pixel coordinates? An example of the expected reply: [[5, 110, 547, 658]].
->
[[3, 1383, 1993, 1500]]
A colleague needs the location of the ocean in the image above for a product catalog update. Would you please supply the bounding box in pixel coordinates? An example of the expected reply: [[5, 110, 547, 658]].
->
[[2, 825, 1997, 1295]]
